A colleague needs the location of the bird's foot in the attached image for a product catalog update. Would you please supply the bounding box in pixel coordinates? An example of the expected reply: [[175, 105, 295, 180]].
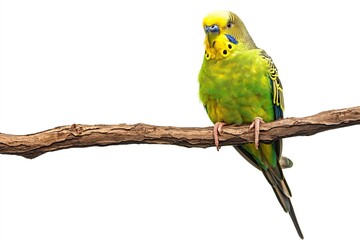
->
[[248, 117, 265, 149], [213, 122, 226, 151]]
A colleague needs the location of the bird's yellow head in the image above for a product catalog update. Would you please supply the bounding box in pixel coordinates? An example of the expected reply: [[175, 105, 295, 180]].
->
[[202, 10, 255, 60]]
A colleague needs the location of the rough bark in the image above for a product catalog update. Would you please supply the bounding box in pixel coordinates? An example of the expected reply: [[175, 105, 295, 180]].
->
[[0, 106, 359, 160]]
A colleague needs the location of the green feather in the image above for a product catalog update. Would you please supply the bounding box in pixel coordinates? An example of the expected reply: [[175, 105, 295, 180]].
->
[[199, 10, 303, 239]]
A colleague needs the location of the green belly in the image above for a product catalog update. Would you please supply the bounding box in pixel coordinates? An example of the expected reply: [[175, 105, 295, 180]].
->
[[199, 50, 274, 124]]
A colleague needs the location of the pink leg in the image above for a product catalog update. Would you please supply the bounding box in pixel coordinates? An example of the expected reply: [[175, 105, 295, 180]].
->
[[213, 122, 225, 151], [248, 117, 265, 149]]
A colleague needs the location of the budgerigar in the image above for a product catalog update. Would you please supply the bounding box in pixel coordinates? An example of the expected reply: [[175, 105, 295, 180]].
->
[[198, 10, 303, 239]]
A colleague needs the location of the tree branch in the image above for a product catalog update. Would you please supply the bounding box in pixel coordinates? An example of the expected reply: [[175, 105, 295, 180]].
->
[[0, 106, 359, 160]]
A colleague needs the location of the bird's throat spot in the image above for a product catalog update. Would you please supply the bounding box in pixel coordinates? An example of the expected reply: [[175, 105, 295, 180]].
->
[[204, 50, 211, 60]]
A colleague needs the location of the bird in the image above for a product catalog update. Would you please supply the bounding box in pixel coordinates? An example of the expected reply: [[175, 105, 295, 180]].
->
[[198, 10, 304, 239]]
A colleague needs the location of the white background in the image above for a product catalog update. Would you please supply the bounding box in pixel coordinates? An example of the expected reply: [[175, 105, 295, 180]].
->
[[1, 0, 360, 239]]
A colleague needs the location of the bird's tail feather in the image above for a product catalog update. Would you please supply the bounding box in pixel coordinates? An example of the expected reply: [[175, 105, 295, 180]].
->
[[289, 199, 304, 239], [262, 170, 304, 239]]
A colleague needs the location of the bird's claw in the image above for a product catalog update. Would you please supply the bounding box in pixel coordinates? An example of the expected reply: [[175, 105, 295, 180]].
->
[[213, 122, 225, 151], [249, 117, 264, 149]]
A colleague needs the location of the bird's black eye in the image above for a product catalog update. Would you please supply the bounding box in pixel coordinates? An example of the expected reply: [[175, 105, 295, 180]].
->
[[227, 22, 233, 28]]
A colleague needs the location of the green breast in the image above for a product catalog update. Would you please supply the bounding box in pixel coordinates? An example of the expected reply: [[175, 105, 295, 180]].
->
[[199, 48, 275, 124]]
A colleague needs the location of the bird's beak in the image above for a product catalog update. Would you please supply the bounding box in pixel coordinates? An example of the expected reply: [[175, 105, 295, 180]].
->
[[204, 24, 220, 46], [204, 24, 220, 34]]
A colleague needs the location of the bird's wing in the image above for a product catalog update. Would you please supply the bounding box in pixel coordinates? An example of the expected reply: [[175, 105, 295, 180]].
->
[[234, 49, 290, 200], [260, 49, 284, 120], [235, 49, 284, 171]]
